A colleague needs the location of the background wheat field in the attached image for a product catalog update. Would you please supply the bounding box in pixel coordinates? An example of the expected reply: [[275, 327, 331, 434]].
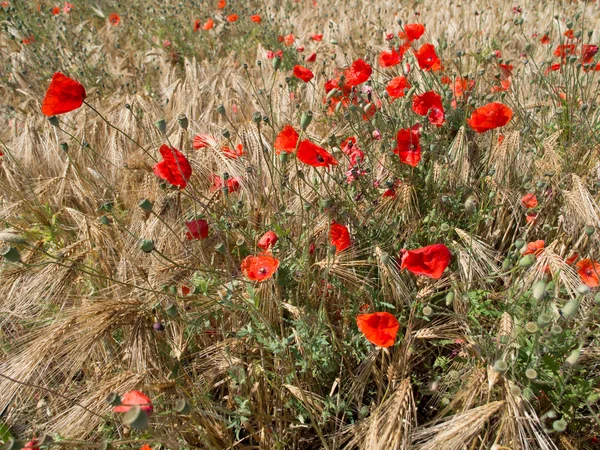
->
[[1, 0, 600, 449]]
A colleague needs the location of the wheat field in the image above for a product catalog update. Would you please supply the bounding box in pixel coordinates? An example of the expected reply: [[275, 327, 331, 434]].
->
[[1, 0, 600, 449]]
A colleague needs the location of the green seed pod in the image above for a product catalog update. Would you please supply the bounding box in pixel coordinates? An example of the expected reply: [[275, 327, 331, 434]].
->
[[139, 199, 153, 212], [493, 360, 508, 373], [422, 306, 433, 316], [552, 419, 567, 433], [550, 324, 563, 335], [445, 292, 455, 306], [1, 246, 21, 263], [532, 280, 547, 300], [106, 392, 121, 406], [48, 116, 59, 127], [216, 104, 226, 116], [301, 111, 313, 130], [577, 284, 590, 295], [252, 112, 262, 124], [155, 119, 167, 134], [279, 151, 289, 163], [123, 405, 149, 430], [518, 254, 536, 268], [164, 303, 178, 317], [464, 196, 477, 214], [514, 239, 526, 250], [502, 258, 512, 271], [326, 89, 339, 100], [524, 322, 539, 334], [175, 398, 192, 414], [138, 239, 154, 253], [525, 368, 538, 380], [1, 439, 23, 450], [561, 299, 579, 319], [537, 313, 553, 326], [214, 242, 226, 255], [177, 113, 188, 130], [222, 129, 231, 139], [510, 384, 522, 396], [565, 348, 580, 366], [272, 56, 282, 71], [60, 142, 69, 152]]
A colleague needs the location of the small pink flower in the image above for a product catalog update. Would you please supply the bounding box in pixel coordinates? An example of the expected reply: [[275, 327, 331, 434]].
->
[[372, 130, 381, 140]]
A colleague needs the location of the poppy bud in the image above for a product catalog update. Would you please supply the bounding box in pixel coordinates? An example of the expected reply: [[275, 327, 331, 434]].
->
[[98, 441, 114, 450], [138, 239, 154, 253], [0, 232, 26, 244], [153, 321, 164, 331], [125, 103, 131, 109], [594, 291, 600, 305], [565, 348, 580, 366], [106, 392, 121, 406], [514, 239, 525, 250], [123, 405, 148, 430], [252, 112, 262, 123], [464, 196, 477, 214], [300, 111, 313, 130], [1, 246, 21, 263], [445, 291, 455, 306], [216, 104, 226, 116], [1, 439, 23, 450], [584, 225, 595, 236], [493, 360, 508, 373], [532, 280, 547, 300], [518, 254, 536, 268], [177, 114, 188, 130], [164, 303, 177, 317], [273, 56, 282, 71], [48, 116, 59, 127], [279, 152, 289, 163], [60, 142, 69, 152], [138, 199, 153, 212], [222, 129, 231, 139], [155, 119, 167, 134], [561, 299, 579, 319], [577, 284, 590, 295], [175, 398, 192, 414]]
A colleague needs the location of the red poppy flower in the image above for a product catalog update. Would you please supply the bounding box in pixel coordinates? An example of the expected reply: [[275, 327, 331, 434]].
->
[[525, 212, 538, 225], [565, 253, 579, 266], [153, 145, 192, 189], [22, 35, 35, 45], [193, 19, 201, 32], [356, 312, 400, 348], [540, 34, 551, 44], [203, 19, 214, 30], [404, 23, 425, 41], [220, 144, 244, 159], [491, 79, 511, 92], [379, 48, 401, 68], [108, 13, 120, 26], [329, 221, 351, 253], [521, 193, 538, 209], [139, 445, 152, 450], [241, 254, 280, 282], [343, 59, 372, 87], [450, 77, 475, 99], [554, 44, 576, 58], [394, 124, 421, 167], [185, 219, 209, 240], [41, 72, 86, 116], [297, 139, 338, 168], [523, 240, 545, 256], [283, 33, 295, 46], [467, 102, 513, 133], [293, 65, 314, 82], [306, 52, 317, 62], [227, 14, 238, 22], [564, 29, 575, 40], [400, 244, 451, 279], [311, 34, 323, 41], [498, 63, 513, 80], [217, 0, 226, 8], [576, 259, 600, 288], [274, 125, 299, 154], [63, 2, 73, 13], [250, 14, 262, 24], [582, 44, 598, 64], [211, 174, 241, 193], [257, 231, 278, 251], [414, 43, 442, 71], [412, 91, 445, 126], [113, 390, 153, 415], [386, 76, 411, 100], [52, 6, 60, 15]]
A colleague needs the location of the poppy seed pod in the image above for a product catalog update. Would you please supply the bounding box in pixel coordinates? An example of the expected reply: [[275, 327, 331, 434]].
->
[[222, 129, 231, 139], [175, 398, 192, 414], [532, 280, 547, 300], [123, 405, 149, 430], [585, 225, 595, 236], [445, 291, 455, 306], [164, 303, 177, 317], [106, 392, 121, 406], [177, 114, 188, 130], [138, 239, 154, 253], [216, 104, 226, 116], [273, 56, 282, 71], [493, 360, 508, 373], [518, 254, 536, 268], [552, 419, 567, 433], [48, 116, 59, 127], [155, 119, 167, 134], [1, 246, 21, 263], [60, 142, 69, 152], [252, 112, 262, 123], [214, 242, 226, 255], [301, 111, 313, 130]]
